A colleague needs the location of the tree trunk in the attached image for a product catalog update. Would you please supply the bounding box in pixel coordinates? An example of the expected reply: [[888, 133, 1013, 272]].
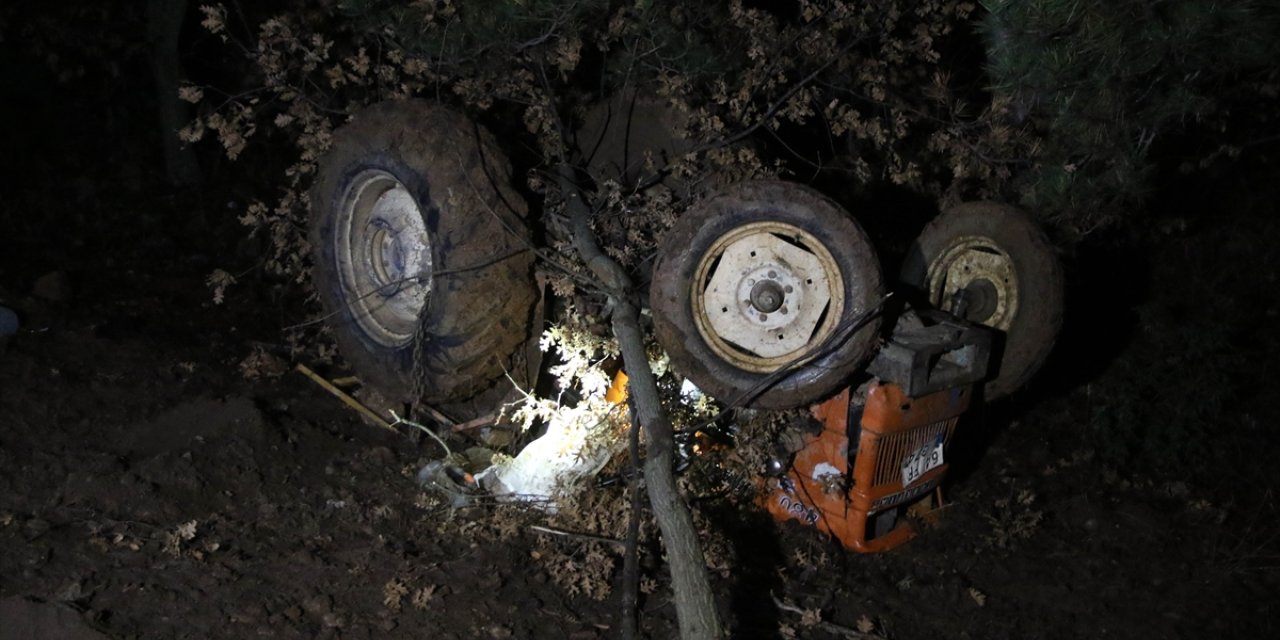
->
[[557, 171, 723, 640], [147, 0, 202, 187]]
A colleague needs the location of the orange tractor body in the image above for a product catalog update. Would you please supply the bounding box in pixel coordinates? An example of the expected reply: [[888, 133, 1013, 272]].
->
[[762, 311, 986, 552]]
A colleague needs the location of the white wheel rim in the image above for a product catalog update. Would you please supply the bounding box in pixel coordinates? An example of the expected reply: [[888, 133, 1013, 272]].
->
[[925, 235, 1018, 330], [335, 170, 432, 347], [692, 222, 845, 372]]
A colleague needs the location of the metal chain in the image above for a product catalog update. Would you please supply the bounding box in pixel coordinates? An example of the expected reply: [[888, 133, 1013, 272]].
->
[[410, 302, 434, 423]]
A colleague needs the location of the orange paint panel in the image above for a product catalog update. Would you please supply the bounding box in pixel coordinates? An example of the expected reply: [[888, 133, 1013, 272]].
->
[[762, 382, 972, 552]]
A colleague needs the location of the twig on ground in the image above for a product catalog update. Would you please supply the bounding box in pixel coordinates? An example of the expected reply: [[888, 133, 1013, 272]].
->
[[295, 363, 397, 433], [770, 594, 885, 639], [415, 402, 457, 427], [389, 410, 453, 458], [450, 413, 498, 433], [529, 525, 626, 550], [762, 593, 885, 640]]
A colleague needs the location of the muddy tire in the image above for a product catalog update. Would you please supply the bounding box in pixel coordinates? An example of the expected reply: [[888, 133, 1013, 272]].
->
[[650, 180, 884, 409], [901, 201, 1063, 399], [309, 99, 537, 406]]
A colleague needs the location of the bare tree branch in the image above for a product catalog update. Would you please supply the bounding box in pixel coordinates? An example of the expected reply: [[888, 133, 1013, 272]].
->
[[526, 49, 722, 638], [556, 163, 723, 640]]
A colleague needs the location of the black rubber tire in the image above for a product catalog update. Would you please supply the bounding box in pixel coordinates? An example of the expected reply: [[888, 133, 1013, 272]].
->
[[650, 180, 885, 410], [901, 201, 1064, 400], [309, 99, 537, 406]]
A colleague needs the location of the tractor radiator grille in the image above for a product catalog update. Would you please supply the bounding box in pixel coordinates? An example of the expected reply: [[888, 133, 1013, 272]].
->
[[872, 418, 958, 487]]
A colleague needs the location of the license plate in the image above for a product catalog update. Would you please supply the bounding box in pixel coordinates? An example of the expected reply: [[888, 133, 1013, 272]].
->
[[900, 435, 945, 487]]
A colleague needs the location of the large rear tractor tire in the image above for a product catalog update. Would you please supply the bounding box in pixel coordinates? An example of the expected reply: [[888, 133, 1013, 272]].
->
[[650, 180, 885, 409], [309, 99, 537, 408], [901, 201, 1064, 400]]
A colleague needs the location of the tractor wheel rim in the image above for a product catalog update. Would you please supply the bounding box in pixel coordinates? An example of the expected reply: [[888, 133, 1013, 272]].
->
[[335, 170, 432, 347], [692, 221, 845, 372], [925, 235, 1018, 330]]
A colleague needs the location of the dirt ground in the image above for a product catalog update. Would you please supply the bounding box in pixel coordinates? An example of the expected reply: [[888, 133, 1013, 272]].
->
[[2, 156, 1279, 640]]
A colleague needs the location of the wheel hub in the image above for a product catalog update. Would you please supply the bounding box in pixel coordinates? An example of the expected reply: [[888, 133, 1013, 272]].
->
[[694, 222, 844, 371], [749, 279, 786, 313], [955, 279, 999, 323], [335, 170, 432, 347], [926, 236, 1017, 330]]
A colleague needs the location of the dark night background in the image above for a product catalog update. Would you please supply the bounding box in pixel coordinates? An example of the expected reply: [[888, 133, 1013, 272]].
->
[[1, 2, 1278, 639]]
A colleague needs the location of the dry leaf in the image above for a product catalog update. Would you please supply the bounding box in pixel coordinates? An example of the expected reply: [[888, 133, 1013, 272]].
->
[[856, 615, 875, 634], [382, 578, 409, 610], [176, 520, 198, 540], [800, 607, 822, 627], [412, 584, 438, 609], [969, 587, 987, 607]]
